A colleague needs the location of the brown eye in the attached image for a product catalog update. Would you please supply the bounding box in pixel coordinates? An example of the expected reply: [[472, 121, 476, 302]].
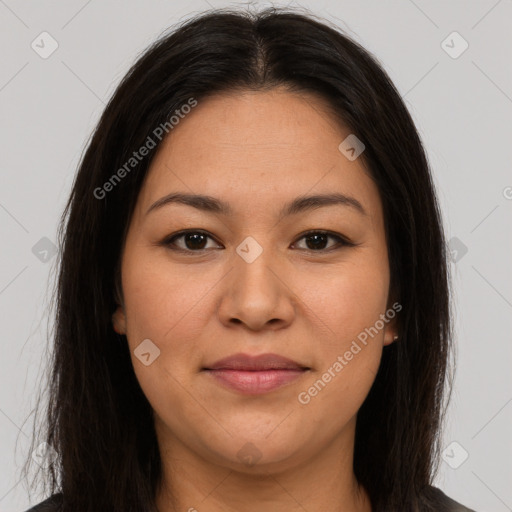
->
[[293, 231, 352, 252], [181, 233, 208, 250], [162, 231, 220, 252], [161, 229, 353, 254]]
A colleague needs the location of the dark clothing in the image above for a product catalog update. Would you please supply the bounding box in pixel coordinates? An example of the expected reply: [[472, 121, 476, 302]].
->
[[24, 486, 476, 511], [24, 493, 62, 512], [420, 486, 476, 511]]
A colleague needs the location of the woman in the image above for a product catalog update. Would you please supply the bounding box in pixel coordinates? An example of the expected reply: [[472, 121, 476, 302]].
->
[[22, 6, 476, 512]]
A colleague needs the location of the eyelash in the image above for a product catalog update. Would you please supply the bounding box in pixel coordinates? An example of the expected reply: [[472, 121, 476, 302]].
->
[[160, 229, 355, 254]]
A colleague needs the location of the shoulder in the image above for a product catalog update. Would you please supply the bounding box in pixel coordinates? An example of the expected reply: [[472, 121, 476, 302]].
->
[[419, 485, 477, 512], [23, 493, 63, 512], [21, 487, 477, 512]]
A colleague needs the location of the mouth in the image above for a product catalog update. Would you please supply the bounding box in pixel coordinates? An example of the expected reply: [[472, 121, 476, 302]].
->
[[201, 353, 310, 395]]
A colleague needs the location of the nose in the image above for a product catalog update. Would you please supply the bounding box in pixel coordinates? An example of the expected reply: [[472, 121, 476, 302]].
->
[[217, 239, 296, 332]]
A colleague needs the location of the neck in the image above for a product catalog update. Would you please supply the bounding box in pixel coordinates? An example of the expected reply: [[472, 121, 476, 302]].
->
[[154, 419, 372, 512]]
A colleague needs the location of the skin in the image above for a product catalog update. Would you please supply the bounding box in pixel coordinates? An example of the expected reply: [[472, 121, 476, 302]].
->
[[112, 87, 398, 512]]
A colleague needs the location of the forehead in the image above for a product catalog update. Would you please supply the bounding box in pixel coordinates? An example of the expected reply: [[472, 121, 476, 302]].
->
[[136, 88, 382, 223]]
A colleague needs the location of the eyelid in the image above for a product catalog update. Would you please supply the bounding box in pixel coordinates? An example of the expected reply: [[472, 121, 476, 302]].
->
[[161, 229, 354, 253]]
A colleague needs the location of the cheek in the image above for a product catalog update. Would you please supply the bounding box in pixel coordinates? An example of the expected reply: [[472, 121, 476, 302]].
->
[[120, 251, 218, 426], [122, 249, 217, 342], [120, 246, 235, 419], [298, 258, 389, 343], [294, 256, 389, 400], [294, 266, 387, 430]]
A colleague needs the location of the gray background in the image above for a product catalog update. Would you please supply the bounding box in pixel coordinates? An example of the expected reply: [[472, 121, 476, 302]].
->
[[1, 1, 511, 511]]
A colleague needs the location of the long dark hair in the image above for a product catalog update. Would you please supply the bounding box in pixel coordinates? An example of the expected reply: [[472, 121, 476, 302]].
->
[[21, 6, 453, 511]]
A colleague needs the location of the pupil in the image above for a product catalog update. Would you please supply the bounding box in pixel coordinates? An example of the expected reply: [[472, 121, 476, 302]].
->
[[306, 234, 327, 250], [185, 233, 207, 250]]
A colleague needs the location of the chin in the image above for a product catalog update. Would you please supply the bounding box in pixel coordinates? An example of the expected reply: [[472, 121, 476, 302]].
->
[[204, 434, 303, 471]]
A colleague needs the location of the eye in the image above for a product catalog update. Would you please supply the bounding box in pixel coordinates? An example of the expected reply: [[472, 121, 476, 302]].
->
[[162, 230, 221, 252], [292, 230, 353, 252], [160, 229, 353, 253]]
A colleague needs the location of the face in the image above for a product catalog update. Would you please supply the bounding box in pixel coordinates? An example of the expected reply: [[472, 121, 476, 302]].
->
[[112, 88, 397, 474]]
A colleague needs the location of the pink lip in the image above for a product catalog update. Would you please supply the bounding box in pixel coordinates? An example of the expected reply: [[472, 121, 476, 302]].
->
[[204, 369, 307, 394], [202, 353, 310, 395], [204, 352, 308, 371]]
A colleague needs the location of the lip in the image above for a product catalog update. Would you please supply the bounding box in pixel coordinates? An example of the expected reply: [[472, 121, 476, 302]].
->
[[202, 353, 310, 395], [203, 353, 309, 371]]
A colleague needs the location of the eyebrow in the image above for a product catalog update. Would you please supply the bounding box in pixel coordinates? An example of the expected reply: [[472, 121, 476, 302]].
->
[[145, 192, 367, 218]]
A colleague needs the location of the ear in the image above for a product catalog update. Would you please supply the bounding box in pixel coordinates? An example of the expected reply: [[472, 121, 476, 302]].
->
[[112, 304, 127, 335], [382, 300, 401, 346], [383, 319, 398, 346]]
